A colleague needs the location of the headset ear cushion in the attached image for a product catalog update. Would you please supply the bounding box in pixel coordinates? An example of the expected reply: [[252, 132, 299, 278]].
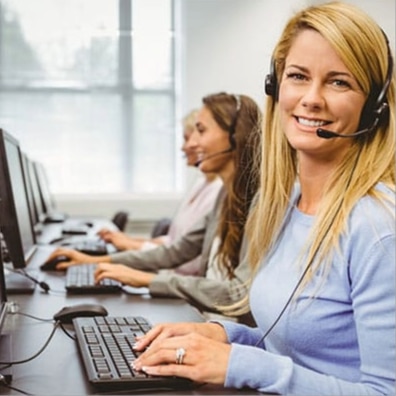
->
[[359, 98, 390, 131], [265, 74, 276, 97]]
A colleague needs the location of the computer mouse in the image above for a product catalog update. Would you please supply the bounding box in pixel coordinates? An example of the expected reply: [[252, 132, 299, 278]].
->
[[53, 303, 108, 324], [40, 255, 71, 271]]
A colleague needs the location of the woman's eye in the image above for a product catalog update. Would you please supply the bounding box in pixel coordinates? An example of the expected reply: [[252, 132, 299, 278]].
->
[[331, 79, 351, 89], [285, 72, 306, 81]]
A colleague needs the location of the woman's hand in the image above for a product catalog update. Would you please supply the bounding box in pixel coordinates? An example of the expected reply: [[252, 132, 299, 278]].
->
[[133, 322, 228, 351], [94, 263, 155, 287], [44, 248, 106, 270], [132, 330, 231, 385], [98, 230, 146, 251]]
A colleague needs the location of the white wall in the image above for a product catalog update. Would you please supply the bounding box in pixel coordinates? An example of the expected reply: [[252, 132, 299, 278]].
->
[[58, 0, 395, 223], [181, 0, 395, 113]]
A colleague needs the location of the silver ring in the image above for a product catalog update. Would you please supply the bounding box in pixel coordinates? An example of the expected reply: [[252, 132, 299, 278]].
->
[[175, 347, 186, 365]]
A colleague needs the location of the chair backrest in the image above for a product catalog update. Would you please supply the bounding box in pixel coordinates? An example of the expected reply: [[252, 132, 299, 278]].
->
[[150, 217, 171, 238], [111, 211, 129, 231]]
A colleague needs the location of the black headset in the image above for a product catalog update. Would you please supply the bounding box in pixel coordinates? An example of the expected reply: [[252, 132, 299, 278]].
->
[[264, 32, 393, 131], [264, 59, 278, 99]]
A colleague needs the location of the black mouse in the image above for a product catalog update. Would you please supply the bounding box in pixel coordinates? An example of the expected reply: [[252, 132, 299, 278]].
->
[[40, 255, 71, 271], [53, 303, 108, 324]]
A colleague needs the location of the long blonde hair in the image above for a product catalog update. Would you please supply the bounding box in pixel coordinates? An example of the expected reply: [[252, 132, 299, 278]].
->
[[240, 2, 395, 309]]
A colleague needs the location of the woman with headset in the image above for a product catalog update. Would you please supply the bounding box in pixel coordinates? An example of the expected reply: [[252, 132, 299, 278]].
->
[[128, 2, 395, 395], [96, 109, 223, 259], [47, 92, 262, 321], [96, 108, 223, 276]]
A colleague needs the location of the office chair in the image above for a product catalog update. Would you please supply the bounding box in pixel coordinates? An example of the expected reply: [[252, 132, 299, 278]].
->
[[150, 217, 172, 238], [111, 211, 129, 231]]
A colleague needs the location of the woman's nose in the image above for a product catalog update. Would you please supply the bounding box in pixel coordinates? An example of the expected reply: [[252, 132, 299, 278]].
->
[[301, 82, 325, 110]]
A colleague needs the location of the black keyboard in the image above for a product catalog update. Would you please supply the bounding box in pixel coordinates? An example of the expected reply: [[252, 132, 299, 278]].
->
[[65, 264, 122, 294], [73, 316, 192, 391]]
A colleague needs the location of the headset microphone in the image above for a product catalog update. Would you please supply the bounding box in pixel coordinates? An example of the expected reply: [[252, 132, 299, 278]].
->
[[316, 126, 373, 139], [194, 147, 234, 167]]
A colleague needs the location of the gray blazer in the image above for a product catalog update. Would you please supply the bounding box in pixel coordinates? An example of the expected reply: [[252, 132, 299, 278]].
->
[[109, 188, 252, 318]]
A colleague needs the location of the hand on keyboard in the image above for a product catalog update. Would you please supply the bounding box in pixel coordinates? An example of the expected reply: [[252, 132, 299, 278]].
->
[[131, 322, 230, 385], [44, 247, 107, 271], [66, 264, 121, 294], [97, 229, 146, 251], [94, 263, 155, 288], [73, 316, 192, 390]]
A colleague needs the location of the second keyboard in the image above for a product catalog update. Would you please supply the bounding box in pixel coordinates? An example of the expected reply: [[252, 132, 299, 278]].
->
[[66, 263, 122, 294]]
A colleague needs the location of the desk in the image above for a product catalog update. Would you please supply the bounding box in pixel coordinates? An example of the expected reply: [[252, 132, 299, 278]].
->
[[0, 269, 260, 395]]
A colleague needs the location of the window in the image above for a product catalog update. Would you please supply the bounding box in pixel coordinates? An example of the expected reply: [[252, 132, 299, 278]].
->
[[0, 0, 181, 194]]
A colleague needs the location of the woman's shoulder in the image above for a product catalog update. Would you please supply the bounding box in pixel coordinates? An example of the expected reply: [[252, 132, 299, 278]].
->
[[356, 183, 395, 213], [350, 182, 395, 237]]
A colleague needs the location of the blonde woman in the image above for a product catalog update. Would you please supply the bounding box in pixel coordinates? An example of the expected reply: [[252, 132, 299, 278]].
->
[[97, 109, 223, 275], [129, 2, 395, 395], [97, 109, 222, 264]]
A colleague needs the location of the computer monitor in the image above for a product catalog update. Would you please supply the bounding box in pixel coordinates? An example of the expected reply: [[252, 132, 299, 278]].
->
[[0, 129, 36, 268], [28, 159, 46, 223], [0, 243, 8, 332], [21, 153, 39, 230], [21, 154, 45, 235], [0, 238, 13, 383], [33, 161, 66, 223]]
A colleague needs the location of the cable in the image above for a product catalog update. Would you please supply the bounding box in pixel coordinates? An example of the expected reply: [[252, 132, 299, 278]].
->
[[0, 322, 60, 365], [8, 309, 54, 322], [0, 381, 31, 395], [254, 149, 361, 347], [8, 268, 50, 293], [59, 323, 76, 340], [254, 258, 314, 347]]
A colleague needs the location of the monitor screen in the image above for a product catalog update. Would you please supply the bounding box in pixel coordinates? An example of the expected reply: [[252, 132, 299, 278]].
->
[[27, 158, 46, 224], [0, 129, 36, 268], [0, 240, 8, 331], [33, 161, 55, 216], [21, 153, 39, 229]]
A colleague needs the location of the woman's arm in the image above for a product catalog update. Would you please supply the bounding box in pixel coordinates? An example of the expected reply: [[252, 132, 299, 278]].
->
[[107, 215, 208, 271]]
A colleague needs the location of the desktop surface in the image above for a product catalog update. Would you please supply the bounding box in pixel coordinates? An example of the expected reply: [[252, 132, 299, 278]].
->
[[0, 268, 262, 395]]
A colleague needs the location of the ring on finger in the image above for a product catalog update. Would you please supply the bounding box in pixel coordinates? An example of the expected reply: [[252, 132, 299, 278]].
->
[[175, 347, 186, 365]]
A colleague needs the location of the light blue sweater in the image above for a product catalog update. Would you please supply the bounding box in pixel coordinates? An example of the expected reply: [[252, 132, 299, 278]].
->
[[219, 184, 395, 395]]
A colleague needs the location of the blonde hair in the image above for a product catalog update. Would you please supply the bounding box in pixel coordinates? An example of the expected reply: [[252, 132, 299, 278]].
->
[[229, 1, 395, 314], [182, 109, 199, 133]]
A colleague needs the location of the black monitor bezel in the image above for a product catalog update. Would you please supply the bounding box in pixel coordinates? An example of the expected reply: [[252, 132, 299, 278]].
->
[[0, 235, 8, 332], [33, 161, 55, 218], [0, 129, 35, 268], [21, 152, 40, 229], [28, 158, 45, 224]]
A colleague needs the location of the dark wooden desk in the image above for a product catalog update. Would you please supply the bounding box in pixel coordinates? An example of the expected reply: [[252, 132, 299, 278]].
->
[[0, 268, 260, 395]]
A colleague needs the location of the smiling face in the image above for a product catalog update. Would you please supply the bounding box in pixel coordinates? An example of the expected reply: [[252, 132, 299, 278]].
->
[[278, 29, 366, 160], [194, 105, 234, 177], [181, 124, 199, 167]]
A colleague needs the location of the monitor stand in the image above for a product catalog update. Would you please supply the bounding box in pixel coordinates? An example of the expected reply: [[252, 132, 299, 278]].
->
[[4, 269, 35, 294], [0, 334, 13, 383]]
